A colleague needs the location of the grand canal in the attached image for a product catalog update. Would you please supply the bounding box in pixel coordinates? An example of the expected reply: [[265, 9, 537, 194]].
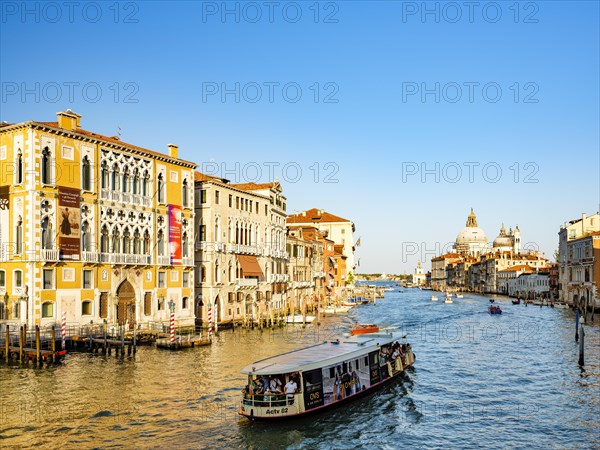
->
[[1, 287, 599, 449]]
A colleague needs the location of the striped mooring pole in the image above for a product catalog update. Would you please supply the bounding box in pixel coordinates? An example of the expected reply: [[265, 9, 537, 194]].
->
[[170, 312, 175, 344], [61, 312, 66, 350]]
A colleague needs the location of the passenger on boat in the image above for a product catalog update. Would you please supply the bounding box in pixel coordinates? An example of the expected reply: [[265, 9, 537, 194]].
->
[[269, 376, 283, 394], [261, 376, 270, 393], [285, 379, 298, 405]]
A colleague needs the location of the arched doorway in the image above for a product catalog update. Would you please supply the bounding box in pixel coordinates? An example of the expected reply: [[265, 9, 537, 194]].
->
[[116, 280, 136, 326]]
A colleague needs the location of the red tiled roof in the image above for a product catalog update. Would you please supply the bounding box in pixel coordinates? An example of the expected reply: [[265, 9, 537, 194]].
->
[[31, 121, 196, 167], [287, 208, 351, 224], [194, 171, 228, 183], [499, 265, 536, 273], [230, 182, 280, 191]]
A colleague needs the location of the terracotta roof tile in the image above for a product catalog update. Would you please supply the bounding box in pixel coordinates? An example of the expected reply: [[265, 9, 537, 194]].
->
[[194, 171, 229, 183], [287, 208, 352, 224], [230, 182, 280, 191]]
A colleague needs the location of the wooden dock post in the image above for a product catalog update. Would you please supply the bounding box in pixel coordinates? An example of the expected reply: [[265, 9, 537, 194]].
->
[[18, 326, 23, 363], [5, 325, 9, 363], [35, 326, 41, 366], [578, 325, 585, 366], [120, 326, 125, 357], [103, 324, 108, 355], [575, 309, 580, 342], [50, 326, 56, 364], [132, 328, 137, 354]]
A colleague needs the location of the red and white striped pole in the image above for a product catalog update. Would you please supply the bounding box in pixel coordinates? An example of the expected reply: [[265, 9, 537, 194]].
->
[[61, 312, 66, 350], [169, 312, 175, 344]]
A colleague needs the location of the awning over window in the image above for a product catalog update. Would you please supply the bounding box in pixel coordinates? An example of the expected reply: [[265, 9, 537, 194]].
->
[[237, 255, 263, 277]]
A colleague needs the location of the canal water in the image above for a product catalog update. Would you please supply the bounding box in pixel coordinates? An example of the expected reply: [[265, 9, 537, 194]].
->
[[1, 287, 599, 449]]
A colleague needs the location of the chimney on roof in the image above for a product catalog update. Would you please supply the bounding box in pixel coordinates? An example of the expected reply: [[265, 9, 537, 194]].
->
[[56, 109, 81, 131], [302, 211, 306, 217], [168, 144, 179, 159]]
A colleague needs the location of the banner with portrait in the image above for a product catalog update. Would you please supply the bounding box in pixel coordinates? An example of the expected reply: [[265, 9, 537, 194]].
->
[[320, 356, 372, 407], [0, 186, 9, 257], [58, 186, 81, 260], [168, 204, 182, 265]]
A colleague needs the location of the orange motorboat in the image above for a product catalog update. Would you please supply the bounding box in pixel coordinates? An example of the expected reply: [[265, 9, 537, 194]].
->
[[350, 324, 380, 335]]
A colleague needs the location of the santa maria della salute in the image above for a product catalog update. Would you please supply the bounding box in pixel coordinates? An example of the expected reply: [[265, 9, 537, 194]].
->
[[454, 208, 522, 257]]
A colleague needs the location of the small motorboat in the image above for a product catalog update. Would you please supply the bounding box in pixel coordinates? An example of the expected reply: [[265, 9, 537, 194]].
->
[[320, 305, 353, 315], [489, 298, 502, 314], [350, 324, 380, 335], [286, 314, 316, 324], [444, 296, 453, 304], [456, 294, 464, 299], [512, 298, 521, 305], [431, 295, 439, 301]]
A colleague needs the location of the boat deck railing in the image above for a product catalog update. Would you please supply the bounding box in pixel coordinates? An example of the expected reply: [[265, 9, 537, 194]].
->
[[242, 392, 299, 408]]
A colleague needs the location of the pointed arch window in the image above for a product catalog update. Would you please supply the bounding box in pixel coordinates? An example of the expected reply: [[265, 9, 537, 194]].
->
[[81, 221, 91, 252], [122, 167, 130, 193], [16, 150, 23, 184], [101, 161, 109, 189], [132, 169, 140, 195], [157, 230, 165, 256], [142, 171, 149, 197], [41, 147, 51, 184], [82, 156, 91, 191], [41, 217, 54, 249], [133, 230, 141, 254], [157, 173, 165, 203], [111, 228, 120, 253], [182, 232, 188, 258], [122, 228, 131, 254], [15, 216, 23, 255], [182, 179, 189, 207], [100, 226, 109, 253], [143, 231, 150, 254], [111, 165, 120, 191]]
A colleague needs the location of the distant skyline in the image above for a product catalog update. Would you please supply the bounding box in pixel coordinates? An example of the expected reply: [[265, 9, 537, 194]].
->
[[2, 1, 598, 273]]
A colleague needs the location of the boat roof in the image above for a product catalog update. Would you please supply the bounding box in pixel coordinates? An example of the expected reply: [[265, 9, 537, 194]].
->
[[241, 331, 404, 376]]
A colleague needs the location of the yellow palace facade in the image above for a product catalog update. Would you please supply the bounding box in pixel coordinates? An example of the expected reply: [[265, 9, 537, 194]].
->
[[0, 110, 196, 330]]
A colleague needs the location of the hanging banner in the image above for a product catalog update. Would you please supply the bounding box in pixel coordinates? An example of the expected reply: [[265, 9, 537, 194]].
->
[[168, 204, 182, 265], [58, 187, 81, 260], [0, 186, 9, 260]]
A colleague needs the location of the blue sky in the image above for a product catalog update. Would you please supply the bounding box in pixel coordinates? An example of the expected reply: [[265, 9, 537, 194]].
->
[[1, 1, 599, 273]]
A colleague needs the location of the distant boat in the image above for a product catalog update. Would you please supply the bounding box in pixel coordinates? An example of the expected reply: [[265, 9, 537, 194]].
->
[[350, 324, 380, 335], [286, 314, 316, 324], [489, 305, 502, 314], [444, 295, 453, 304], [512, 298, 521, 305], [421, 287, 433, 291], [456, 294, 464, 299], [320, 305, 353, 315], [431, 295, 439, 301]]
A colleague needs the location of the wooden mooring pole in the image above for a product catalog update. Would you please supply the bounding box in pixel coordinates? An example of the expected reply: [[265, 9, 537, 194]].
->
[[51, 326, 56, 364], [578, 325, 585, 366], [5, 325, 9, 363], [19, 326, 23, 363], [35, 326, 41, 366]]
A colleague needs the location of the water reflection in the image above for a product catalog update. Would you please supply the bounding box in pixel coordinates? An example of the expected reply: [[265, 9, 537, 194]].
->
[[1, 288, 599, 449]]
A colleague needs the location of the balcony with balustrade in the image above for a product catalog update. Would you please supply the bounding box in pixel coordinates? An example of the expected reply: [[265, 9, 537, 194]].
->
[[237, 278, 258, 289], [41, 248, 59, 263]]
